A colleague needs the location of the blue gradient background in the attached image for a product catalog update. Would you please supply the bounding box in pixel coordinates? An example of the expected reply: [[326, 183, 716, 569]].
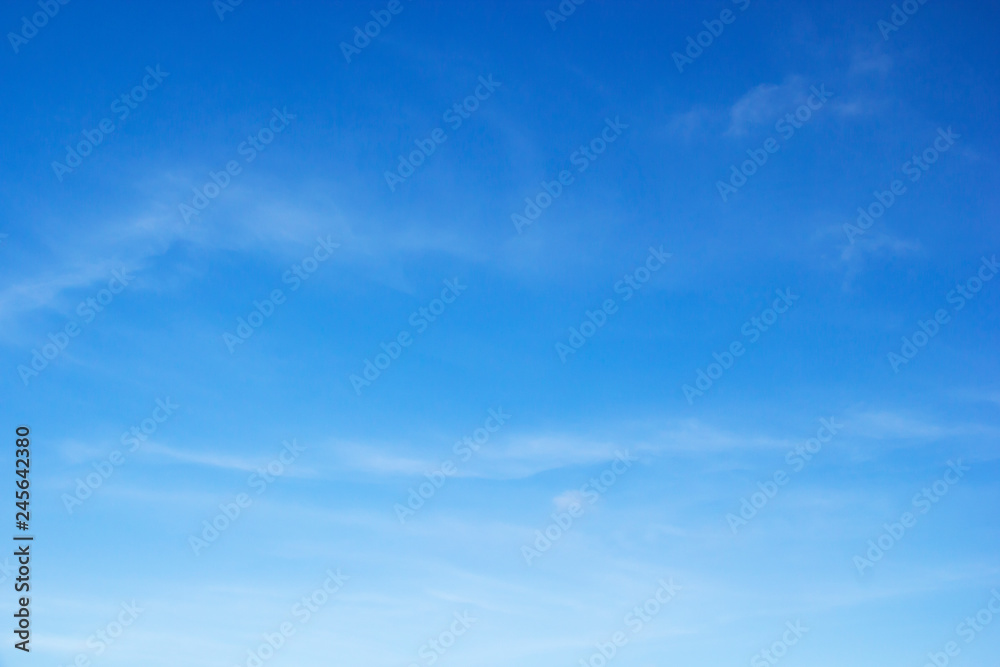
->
[[1, 0, 998, 665]]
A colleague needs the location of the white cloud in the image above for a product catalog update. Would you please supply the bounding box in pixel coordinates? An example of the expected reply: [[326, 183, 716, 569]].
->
[[726, 77, 807, 136], [837, 227, 922, 287], [552, 489, 585, 511], [139, 442, 264, 473], [848, 410, 1000, 441], [850, 46, 893, 76], [664, 105, 719, 140]]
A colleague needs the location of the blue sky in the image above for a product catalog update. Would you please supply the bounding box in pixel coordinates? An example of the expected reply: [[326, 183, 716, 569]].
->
[[2, 0, 1000, 664]]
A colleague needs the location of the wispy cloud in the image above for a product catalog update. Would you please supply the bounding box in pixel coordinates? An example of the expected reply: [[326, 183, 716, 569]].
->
[[850, 46, 893, 77], [838, 228, 922, 287], [139, 442, 265, 473], [847, 410, 1000, 441], [726, 77, 807, 136]]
